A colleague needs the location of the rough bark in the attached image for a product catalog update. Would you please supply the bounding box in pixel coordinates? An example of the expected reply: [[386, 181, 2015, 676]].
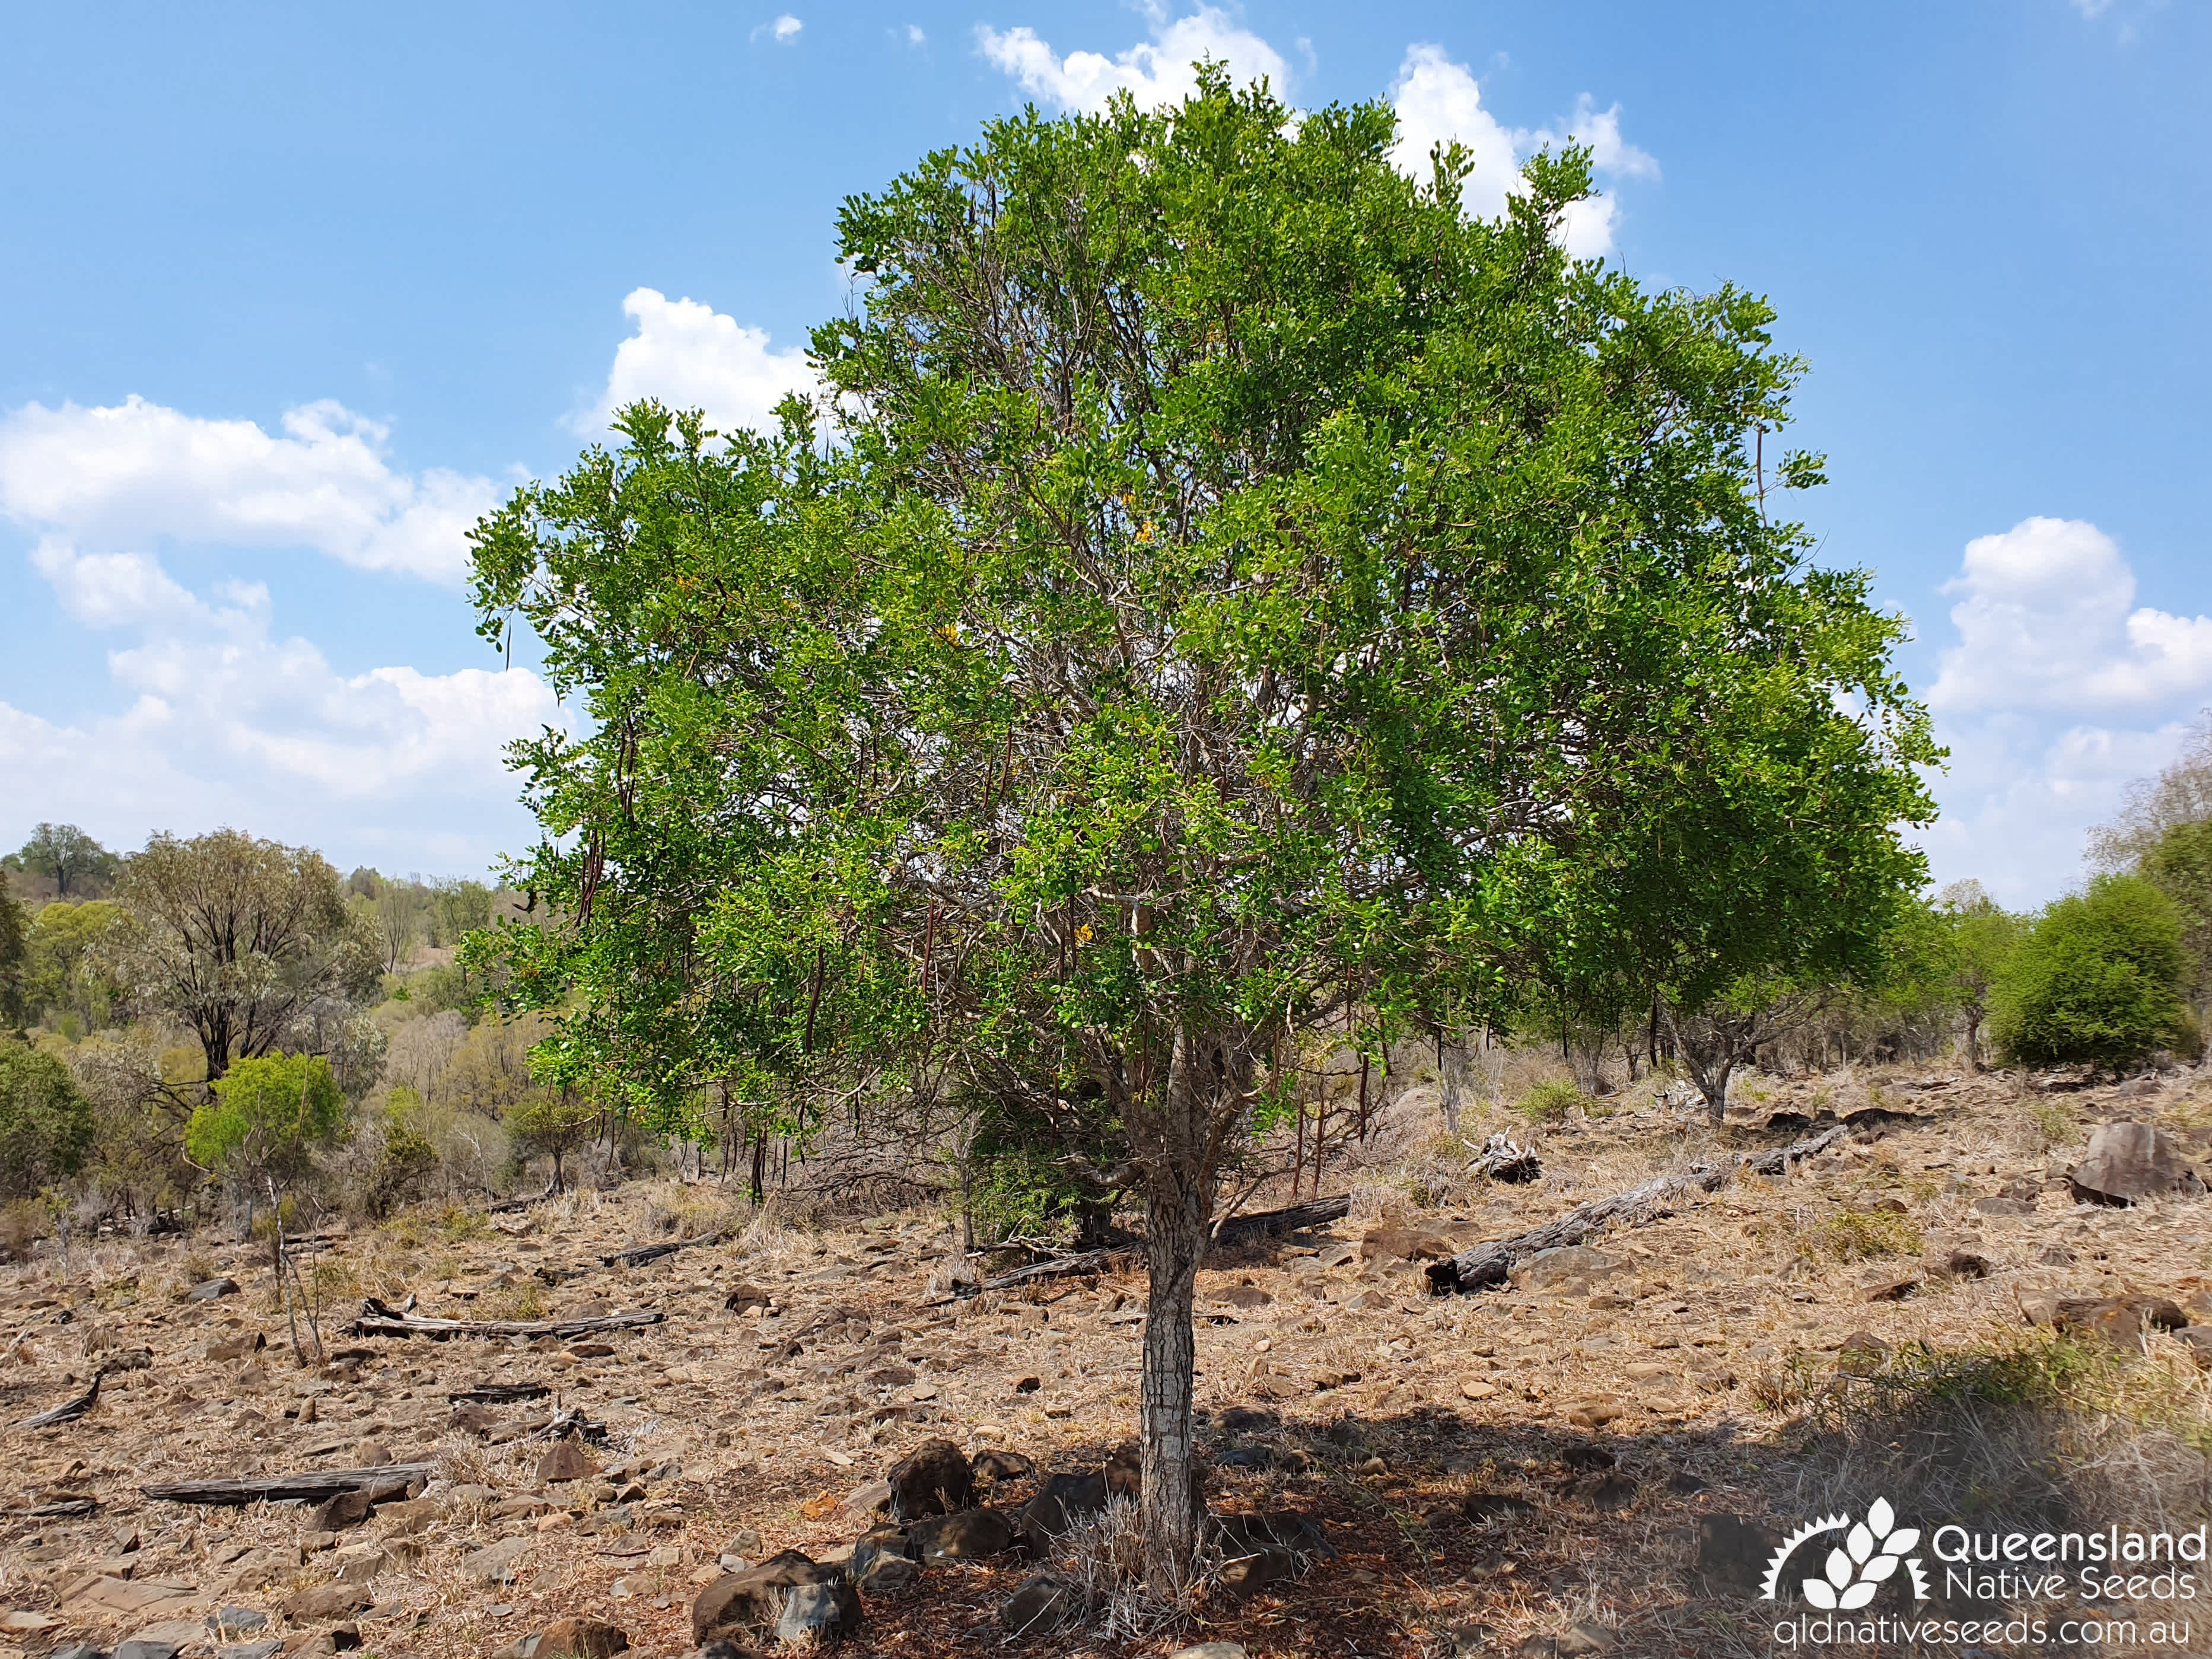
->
[[1140, 1183, 1204, 1586]]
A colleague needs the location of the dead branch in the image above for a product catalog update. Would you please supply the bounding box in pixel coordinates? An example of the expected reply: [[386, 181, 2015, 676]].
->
[[346, 1296, 662, 1340], [142, 1464, 432, 1507], [9, 1368, 107, 1431], [599, 1231, 723, 1269]]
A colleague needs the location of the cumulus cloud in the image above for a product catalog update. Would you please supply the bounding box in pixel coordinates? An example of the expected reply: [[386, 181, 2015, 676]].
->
[[977, 5, 1290, 113], [755, 13, 801, 43], [0, 396, 499, 586], [1389, 47, 1656, 257], [2, 541, 560, 869], [1918, 516, 2212, 904], [577, 287, 816, 439]]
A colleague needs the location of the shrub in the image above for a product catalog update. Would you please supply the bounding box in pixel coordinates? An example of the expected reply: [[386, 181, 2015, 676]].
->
[[185, 1051, 347, 1186], [1991, 874, 2189, 1072], [0, 1038, 96, 1198], [1512, 1078, 1586, 1124]]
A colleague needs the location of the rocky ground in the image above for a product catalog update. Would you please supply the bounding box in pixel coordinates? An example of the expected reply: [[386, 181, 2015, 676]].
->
[[2, 1063, 2210, 1659]]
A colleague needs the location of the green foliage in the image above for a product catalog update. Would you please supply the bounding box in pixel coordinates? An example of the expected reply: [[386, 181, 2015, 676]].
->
[[0, 888, 25, 1027], [1993, 874, 2189, 1072], [1803, 1205, 1922, 1263], [1513, 1078, 1586, 1124], [2140, 819, 2212, 1008], [0, 1038, 96, 1197], [23, 900, 123, 1034], [185, 1051, 346, 1183], [505, 1092, 600, 1192], [13, 823, 117, 898]]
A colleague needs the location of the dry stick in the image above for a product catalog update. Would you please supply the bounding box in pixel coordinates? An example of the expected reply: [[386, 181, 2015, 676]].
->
[[269, 1176, 305, 1365], [1427, 1124, 1854, 1294]]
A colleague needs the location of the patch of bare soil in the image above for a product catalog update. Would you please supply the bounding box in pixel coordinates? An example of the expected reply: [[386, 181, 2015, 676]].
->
[[3, 1066, 2210, 1659]]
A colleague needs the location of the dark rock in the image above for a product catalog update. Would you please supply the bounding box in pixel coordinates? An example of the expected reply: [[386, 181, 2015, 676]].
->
[[970, 1450, 1034, 1483], [1943, 1249, 1995, 1279], [114, 1643, 181, 1659], [854, 1550, 918, 1594], [1210, 1511, 1332, 1558], [907, 1507, 1015, 1561], [722, 1283, 772, 1314], [849, 1524, 912, 1582], [2174, 1327, 2212, 1367], [537, 1438, 599, 1483], [1860, 1270, 1919, 1303], [2053, 1295, 2188, 1346], [775, 1582, 860, 1646], [864, 1366, 916, 1388], [209, 1606, 269, 1637], [1104, 1441, 1141, 1498], [1694, 1515, 1780, 1596], [1013, 1375, 1041, 1393], [51, 1647, 106, 1659], [1574, 1474, 1637, 1512], [1000, 1571, 1082, 1635], [1218, 1284, 1272, 1309], [187, 1277, 240, 1300], [886, 1438, 972, 1521], [1666, 1471, 1707, 1495], [1558, 1443, 1615, 1472], [1217, 1406, 1278, 1433], [1017, 1471, 1107, 1554], [2070, 1122, 2203, 1205], [1462, 1492, 1538, 1524], [219, 1643, 282, 1659], [306, 1489, 377, 1533], [691, 1552, 851, 1644]]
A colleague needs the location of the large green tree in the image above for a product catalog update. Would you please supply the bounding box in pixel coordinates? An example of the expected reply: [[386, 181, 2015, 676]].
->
[[471, 77, 1934, 1575], [1993, 874, 2189, 1072], [0, 1040, 95, 1197]]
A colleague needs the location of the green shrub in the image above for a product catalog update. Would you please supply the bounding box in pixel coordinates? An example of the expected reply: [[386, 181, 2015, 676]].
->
[[186, 1052, 346, 1183], [1992, 874, 2189, 1072], [0, 1038, 96, 1197], [1513, 1078, 1586, 1124]]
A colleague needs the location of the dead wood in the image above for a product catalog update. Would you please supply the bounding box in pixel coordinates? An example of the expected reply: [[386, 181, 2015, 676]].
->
[[9, 1367, 106, 1430], [599, 1230, 722, 1269], [142, 1464, 432, 1506], [6, 1496, 97, 1517], [346, 1295, 662, 1340], [447, 1382, 553, 1405], [1214, 1193, 1353, 1245], [1427, 1126, 1853, 1293]]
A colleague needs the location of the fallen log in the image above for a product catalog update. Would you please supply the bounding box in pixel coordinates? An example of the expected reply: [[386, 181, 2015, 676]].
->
[[1426, 1126, 1853, 1294], [600, 1231, 723, 1269], [1214, 1194, 1352, 1246], [9, 1368, 106, 1431], [6, 1496, 97, 1518], [347, 1296, 662, 1340], [142, 1464, 432, 1507], [447, 1382, 553, 1405]]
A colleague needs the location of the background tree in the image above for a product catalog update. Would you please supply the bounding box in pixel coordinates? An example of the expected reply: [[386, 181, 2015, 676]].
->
[[12, 823, 118, 899], [0, 1039, 96, 1197], [23, 900, 123, 1036], [1992, 874, 2189, 1073], [101, 830, 382, 1090], [1935, 879, 2022, 1070], [0, 889, 26, 1028], [472, 77, 1934, 1577], [506, 1092, 600, 1194], [184, 1050, 347, 1191], [2089, 713, 2212, 870]]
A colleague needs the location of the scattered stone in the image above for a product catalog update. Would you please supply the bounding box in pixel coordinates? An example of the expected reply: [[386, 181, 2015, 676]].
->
[[2173, 1328, 2212, 1367], [1942, 1249, 1995, 1279], [1666, 1470, 1707, 1495], [886, 1438, 973, 1521], [2038, 1242, 2079, 1266], [305, 1489, 377, 1533], [1017, 1470, 1107, 1553], [1168, 1646, 1249, 1659], [1694, 1515, 1780, 1595], [691, 1551, 855, 1644], [533, 1616, 630, 1658], [1565, 1398, 1625, 1428], [1000, 1571, 1081, 1635], [1360, 1225, 1454, 1263], [777, 1582, 861, 1646], [723, 1282, 772, 1314], [2053, 1295, 2188, 1346], [220, 1642, 282, 1659], [1313, 1367, 1361, 1390], [461, 1536, 533, 1585], [837, 1477, 893, 1523], [1972, 1196, 2035, 1217], [187, 1278, 241, 1301], [278, 1582, 373, 1622], [2070, 1122, 2203, 1205], [537, 1438, 599, 1483], [1559, 1443, 1615, 1472], [1836, 1331, 1890, 1375], [1860, 1270, 1920, 1302], [1554, 1620, 1617, 1655], [1460, 1378, 1498, 1400], [114, 1640, 183, 1659], [1574, 1474, 1637, 1512]]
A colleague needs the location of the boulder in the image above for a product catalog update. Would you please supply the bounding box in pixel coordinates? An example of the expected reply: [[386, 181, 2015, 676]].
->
[[886, 1438, 972, 1521], [305, 1490, 377, 1533], [999, 1571, 1081, 1635], [2054, 1295, 2188, 1347], [970, 1449, 1034, 1483], [2070, 1123, 2203, 1205], [1694, 1515, 1780, 1596], [277, 1582, 373, 1622], [776, 1582, 861, 1647], [537, 1438, 599, 1483], [187, 1277, 240, 1301], [691, 1551, 849, 1644], [907, 1507, 1014, 1561], [1017, 1471, 1107, 1554], [836, 1477, 893, 1524]]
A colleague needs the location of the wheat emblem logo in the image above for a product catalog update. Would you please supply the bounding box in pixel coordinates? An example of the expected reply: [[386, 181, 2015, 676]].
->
[[1760, 1498, 1928, 1609]]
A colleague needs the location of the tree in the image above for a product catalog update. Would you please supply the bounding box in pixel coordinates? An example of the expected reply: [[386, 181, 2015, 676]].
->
[[470, 77, 1933, 1578], [506, 1092, 600, 1195], [101, 830, 382, 1089], [23, 900, 123, 1034], [2089, 713, 2212, 870], [0, 1040, 96, 1197], [184, 1050, 347, 1187], [0, 889, 26, 1028], [2138, 820, 2212, 1021], [1992, 874, 2189, 1074], [14, 824, 118, 898], [1935, 880, 2022, 1071]]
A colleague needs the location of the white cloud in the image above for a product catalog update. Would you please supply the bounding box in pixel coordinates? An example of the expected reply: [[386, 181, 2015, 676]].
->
[[577, 287, 816, 440], [1918, 516, 2212, 905], [0, 396, 500, 586], [1388, 47, 1656, 257], [2, 542, 561, 870], [906, 23, 925, 46], [976, 5, 1290, 113], [754, 13, 802, 43]]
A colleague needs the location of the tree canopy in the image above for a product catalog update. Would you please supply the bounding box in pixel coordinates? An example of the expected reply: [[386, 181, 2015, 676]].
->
[[1993, 874, 2190, 1072], [470, 73, 1934, 1574], [9, 823, 117, 899], [185, 1050, 346, 1187], [0, 1040, 95, 1198]]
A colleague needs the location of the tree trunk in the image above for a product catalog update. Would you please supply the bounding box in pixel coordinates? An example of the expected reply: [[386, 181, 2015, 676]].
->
[[1962, 1005, 1984, 1073], [1140, 1183, 1203, 1587]]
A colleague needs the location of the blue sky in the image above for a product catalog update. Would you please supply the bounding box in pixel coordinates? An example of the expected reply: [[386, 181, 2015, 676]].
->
[[2, 1, 2206, 902]]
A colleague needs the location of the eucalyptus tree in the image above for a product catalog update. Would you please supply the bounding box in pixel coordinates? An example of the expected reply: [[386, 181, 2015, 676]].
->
[[472, 73, 1934, 1579]]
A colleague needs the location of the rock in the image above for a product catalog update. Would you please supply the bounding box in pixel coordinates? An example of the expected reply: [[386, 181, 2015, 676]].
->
[[278, 1582, 373, 1622], [775, 1582, 862, 1646], [925, 1257, 982, 1297], [1566, 1399, 1625, 1428], [1218, 1284, 1272, 1309], [717, 1527, 763, 1565], [1017, 1470, 1107, 1553], [306, 1490, 377, 1533], [1013, 1374, 1041, 1393], [1942, 1249, 1995, 1279], [1460, 1378, 1498, 1400], [999, 1571, 1081, 1635], [211, 1607, 270, 1638], [531, 1616, 629, 1658], [854, 1549, 918, 1594], [690, 1551, 851, 1644], [1667, 1470, 1707, 1494], [970, 1449, 1034, 1483], [1167, 1642, 1249, 1658], [2054, 1295, 2188, 1346], [461, 1536, 533, 1585], [205, 1331, 267, 1361], [1462, 1492, 1538, 1524], [374, 1497, 444, 1534], [1836, 1331, 1890, 1375], [1972, 1196, 2035, 1217], [2174, 1327, 2212, 1367], [907, 1507, 1015, 1561], [1313, 1367, 1361, 1390], [65, 1578, 197, 1619], [114, 1641, 182, 1659], [1555, 1620, 1616, 1655], [837, 1477, 893, 1523], [1860, 1270, 1919, 1302], [1694, 1515, 1780, 1595], [330, 1546, 387, 1585], [1211, 1511, 1332, 1558], [2038, 1243, 2079, 1266], [1216, 1545, 1298, 1596], [537, 1438, 599, 1483], [188, 1277, 241, 1300], [1511, 1246, 1625, 1294], [1559, 1443, 1615, 1472], [886, 1438, 973, 1521], [1105, 1441, 1141, 1498], [1574, 1474, 1637, 1512], [1360, 1225, 1454, 1263], [2070, 1122, 2203, 1205], [221, 1643, 283, 1659], [723, 1282, 772, 1314]]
